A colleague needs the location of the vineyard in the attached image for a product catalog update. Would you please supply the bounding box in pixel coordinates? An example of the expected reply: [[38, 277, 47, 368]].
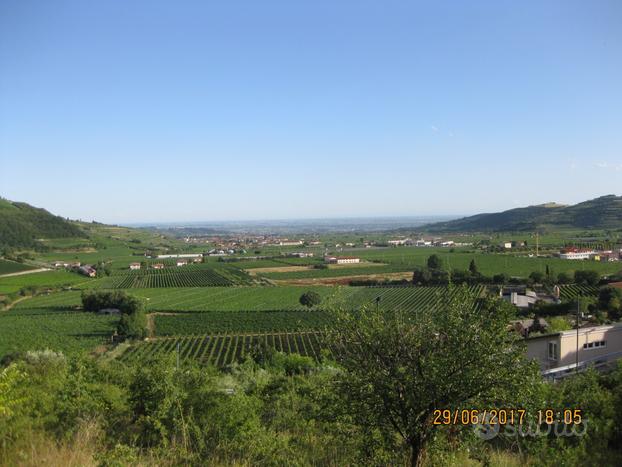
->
[[94, 265, 254, 288], [155, 310, 332, 335], [0, 310, 117, 358], [559, 284, 601, 300], [14, 285, 483, 315], [119, 332, 327, 367]]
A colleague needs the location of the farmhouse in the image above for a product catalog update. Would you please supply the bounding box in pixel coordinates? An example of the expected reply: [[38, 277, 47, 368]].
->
[[324, 256, 360, 265], [501, 242, 513, 249], [129, 262, 141, 270], [152, 263, 165, 270], [78, 265, 97, 278], [176, 260, 188, 266]]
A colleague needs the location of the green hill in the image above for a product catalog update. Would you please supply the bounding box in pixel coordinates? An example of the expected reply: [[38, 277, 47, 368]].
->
[[424, 195, 622, 232], [0, 198, 85, 250]]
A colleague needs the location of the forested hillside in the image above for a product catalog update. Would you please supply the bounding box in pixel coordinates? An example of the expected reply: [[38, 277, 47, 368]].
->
[[425, 195, 622, 232], [0, 198, 84, 250]]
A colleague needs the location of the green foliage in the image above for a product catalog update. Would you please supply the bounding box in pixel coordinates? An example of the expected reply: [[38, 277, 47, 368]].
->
[[81, 290, 143, 314], [299, 291, 322, 308], [574, 269, 600, 286], [425, 194, 622, 232], [117, 311, 148, 339], [328, 285, 539, 466], [598, 287, 622, 320], [0, 198, 85, 249], [427, 254, 442, 270]]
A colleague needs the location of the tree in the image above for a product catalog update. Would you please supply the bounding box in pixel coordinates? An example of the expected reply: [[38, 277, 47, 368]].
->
[[117, 309, 148, 339], [493, 273, 509, 285], [426, 254, 442, 270], [529, 271, 544, 284], [556, 272, 571, 284], [574, 270, 600, 286], [299, 291, 322, 308], [412, 268, 432, 285], [598, 287, 622, 321], [328, 286, 538, 466], [468, 259, 478, 275]]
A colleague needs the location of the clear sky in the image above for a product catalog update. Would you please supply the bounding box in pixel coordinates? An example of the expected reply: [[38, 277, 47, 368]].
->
[[1, 0, 621, 224]]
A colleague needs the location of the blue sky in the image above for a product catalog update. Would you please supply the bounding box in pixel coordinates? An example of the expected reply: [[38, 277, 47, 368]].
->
[[1, 0, 621, 223]]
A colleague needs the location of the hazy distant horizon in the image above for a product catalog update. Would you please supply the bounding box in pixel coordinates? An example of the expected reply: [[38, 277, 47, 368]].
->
[[112, 216, 459, 236]]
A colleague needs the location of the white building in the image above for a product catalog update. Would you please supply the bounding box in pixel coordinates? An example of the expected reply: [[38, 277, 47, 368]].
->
[[279, 240, 303, 246], [325, 256, 360, 265], [388, 238, 411, 246], [129, 262, 141, 270], [559, 250, 595, 260], [157, 254, 202, 259], [176, 260, 188, 266]]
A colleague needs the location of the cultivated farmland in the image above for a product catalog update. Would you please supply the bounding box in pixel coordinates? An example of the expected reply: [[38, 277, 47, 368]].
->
[[119, 332, 326, 367], [0, 310, 117, 358]]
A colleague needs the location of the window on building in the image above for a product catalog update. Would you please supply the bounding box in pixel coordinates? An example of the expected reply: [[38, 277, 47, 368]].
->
[[548, 342, 558, 360], [583, 340, 606, 350]]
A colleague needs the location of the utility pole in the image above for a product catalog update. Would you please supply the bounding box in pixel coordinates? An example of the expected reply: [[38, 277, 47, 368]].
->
[[576, 294, 580, 373]]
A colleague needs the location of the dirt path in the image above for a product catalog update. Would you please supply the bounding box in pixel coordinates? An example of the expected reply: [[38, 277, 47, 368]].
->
[[0, 268, 50, 278], [1, 296, 31, 313], [146, 313, 156, 338]]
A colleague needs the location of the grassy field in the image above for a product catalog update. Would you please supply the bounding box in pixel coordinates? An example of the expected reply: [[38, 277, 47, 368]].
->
[[0, 309, 117, 359], [0, 259, 36, 275], [0, 270, 91, 289]]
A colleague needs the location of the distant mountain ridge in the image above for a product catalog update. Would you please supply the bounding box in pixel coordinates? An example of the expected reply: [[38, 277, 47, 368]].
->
[[0, 198, 85, 249], [423, 195, 622, 232]]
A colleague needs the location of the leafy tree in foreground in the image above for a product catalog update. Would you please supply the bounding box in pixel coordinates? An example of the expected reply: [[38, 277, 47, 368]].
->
[[299, 291, 322, 308], [328, 286, 539, 467]]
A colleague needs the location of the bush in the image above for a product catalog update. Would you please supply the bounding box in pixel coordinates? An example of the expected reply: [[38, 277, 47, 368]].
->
[[117, 311, 148, 339], [299, 291, 322, 308], [575, 270, 600, 286]]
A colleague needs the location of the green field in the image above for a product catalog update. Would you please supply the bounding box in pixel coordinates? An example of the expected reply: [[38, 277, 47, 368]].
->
[[14, 286, 339, 312], [259, 247, 622, 280], [0, 259, 36, 275], [155, 310, 332, 334], [15, 285, 474, 315], [0, 309, 117, 358], [0, 270, 91, 289], [119, 332, 326, 367], [94, 265, 254, 288]]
